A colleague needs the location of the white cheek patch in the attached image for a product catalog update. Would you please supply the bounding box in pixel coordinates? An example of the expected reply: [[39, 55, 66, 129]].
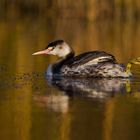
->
[[49, 44, 71, 57], [57, 47, 71, 57], [49, 49, 57, 55]]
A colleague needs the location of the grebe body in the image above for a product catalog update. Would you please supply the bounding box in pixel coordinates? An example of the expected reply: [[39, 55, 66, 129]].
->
[[32, 40, 138, 78]]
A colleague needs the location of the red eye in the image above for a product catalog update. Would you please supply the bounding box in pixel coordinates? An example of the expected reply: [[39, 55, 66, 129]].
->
[[59, 46, 63, 49]]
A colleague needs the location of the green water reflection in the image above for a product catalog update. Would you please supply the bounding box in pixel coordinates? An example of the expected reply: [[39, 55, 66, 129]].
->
[[0, 4, 140, 140]]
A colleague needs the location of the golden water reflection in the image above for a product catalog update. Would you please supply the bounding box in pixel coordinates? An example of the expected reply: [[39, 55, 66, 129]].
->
[[0, 15, 140, 140]]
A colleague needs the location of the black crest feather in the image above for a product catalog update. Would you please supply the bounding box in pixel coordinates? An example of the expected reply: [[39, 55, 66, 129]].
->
[[46, 40, 64, 49]]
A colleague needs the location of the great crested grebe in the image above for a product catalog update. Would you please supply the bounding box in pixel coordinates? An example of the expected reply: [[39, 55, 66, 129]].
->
[[32, 40, 140, 77]]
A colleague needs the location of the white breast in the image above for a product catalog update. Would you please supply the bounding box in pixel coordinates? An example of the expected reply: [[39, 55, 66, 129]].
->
[[46, 64, 53, 76]]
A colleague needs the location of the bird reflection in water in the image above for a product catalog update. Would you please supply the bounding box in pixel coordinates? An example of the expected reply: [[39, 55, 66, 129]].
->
[[34, 76, 132, 113], [34, 94, 69, 113], [47, 76, 131, 99]]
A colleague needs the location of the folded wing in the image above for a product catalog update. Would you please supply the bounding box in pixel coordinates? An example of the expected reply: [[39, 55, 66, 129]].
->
[[66, 51, 117, 67]]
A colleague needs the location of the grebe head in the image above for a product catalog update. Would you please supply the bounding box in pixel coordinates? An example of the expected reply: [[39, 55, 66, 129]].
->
[[32, 40, 73, 58]]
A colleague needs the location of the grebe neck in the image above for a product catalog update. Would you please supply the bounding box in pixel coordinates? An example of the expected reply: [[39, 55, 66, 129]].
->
[[57, 51, 75, 66], [51, 51, 75, 75]]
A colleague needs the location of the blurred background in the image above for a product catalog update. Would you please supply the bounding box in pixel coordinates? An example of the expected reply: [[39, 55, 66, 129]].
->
[[0, 1, 140, 140], [0, 0, 140, 73]]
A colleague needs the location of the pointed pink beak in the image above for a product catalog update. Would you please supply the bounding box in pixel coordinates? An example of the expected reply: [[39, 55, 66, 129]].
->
[[32, 49, 51, 55]]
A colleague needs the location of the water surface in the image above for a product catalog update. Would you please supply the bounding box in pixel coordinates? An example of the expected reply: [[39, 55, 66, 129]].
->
[[0, 12, 140, 140]]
